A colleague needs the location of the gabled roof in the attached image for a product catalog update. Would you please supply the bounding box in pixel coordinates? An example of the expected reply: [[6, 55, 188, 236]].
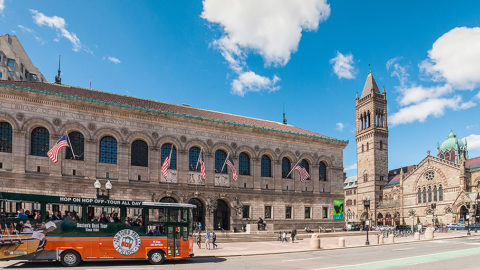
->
[[360, 71, 380, 98], [385, 174, 400, 188], [343, 176, 357, 189], [0, 81, 348, 144], [466, 157, 480, 171]]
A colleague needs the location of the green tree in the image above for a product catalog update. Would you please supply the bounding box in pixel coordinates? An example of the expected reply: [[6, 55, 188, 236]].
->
[[402, 217, 406, 225], [435, 217, 439, 226], [417, 216, 421, 224]]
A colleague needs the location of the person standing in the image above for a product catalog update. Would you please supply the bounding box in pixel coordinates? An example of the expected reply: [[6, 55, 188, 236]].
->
[[282, 231, 287, 243], [205, 230, 211, 250], [291, 229, 297, 243], [197, 230, 202, 249], [212, 231, 217, 249]]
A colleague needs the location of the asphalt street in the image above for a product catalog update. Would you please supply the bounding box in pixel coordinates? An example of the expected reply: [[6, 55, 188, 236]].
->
[[2, 236, 480, 269]]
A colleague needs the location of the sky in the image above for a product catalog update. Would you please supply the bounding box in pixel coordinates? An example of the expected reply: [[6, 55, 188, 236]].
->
[[1, 0, 480, 177]]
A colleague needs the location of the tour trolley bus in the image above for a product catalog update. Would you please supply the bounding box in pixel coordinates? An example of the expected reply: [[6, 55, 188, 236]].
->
[[0, 192, 195, 266]]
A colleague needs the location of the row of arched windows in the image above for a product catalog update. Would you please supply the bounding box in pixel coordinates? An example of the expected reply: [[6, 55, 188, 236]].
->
[[417, 185, 443, 204], [7, 124, 330, 180]]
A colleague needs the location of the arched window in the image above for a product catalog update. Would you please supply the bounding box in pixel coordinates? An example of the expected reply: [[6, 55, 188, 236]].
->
[[99, 136, 117, 164], [422, 187, 426, 203], [439, 153, 444, 159], [439, 185, 443, 201], [160, 143, 176, 170], [445, 151, 450, 160], [417, 188, 421, 204], [282, 157, 291, 179], [238, 152, 250, 175], [363, 173, 368, 183], [261, 155, 272, 177], [215, 149, 227, 174], [319, 161, 327, 181], [428, 186, 432, 202], [189, 147, 201, 172], [433, 186, 437, 201], [31, 127, 49, 156], [0, 122, 12, 153], [131, 140, 148, 167], [301, 159, 310, 180], [380, 141, 383, 150], [367, 142, 369, 151], [160, 197, 177, 203], [65, 131, 84, 160]]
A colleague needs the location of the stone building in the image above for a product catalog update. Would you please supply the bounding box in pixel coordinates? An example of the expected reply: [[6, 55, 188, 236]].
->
[[0, 34, 46, 82], [0, 79, 348, 231], [345, 71, 480, 227]]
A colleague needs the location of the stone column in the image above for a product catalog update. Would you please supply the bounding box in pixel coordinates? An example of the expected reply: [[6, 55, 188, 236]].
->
[[176, 149, 187, 184], [253, 158, 261, 190], [205, 152, 214, 187], [312, 164, 320, 194], [118, 142, 129, 182], [149, 146, 160, 182], [12, 130, 26, 173], [85, 139, 96, 179], [274, 159, 282, 191]]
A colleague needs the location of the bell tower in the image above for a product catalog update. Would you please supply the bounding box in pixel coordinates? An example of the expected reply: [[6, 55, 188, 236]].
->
[[355, 69, 388, 222]]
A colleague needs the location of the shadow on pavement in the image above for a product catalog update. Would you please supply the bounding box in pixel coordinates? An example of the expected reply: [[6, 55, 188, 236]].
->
[[4, 257, 227, 268]]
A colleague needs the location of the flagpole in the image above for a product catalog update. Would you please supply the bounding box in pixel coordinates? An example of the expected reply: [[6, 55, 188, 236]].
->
[[286, 158, 302, 179], [220, 152, 229, 173], [195, 148, 202, 171], [65, 131, 76, 159]]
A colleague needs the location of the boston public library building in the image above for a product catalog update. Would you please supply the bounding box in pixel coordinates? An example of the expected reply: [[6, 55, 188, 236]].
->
[[0, 80, 347, 231]]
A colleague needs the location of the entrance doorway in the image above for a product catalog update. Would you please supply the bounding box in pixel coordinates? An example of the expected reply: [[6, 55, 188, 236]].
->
[[188, 198, 205, 230], [459, 205, 468, 223], [214, 199, 230, 231]]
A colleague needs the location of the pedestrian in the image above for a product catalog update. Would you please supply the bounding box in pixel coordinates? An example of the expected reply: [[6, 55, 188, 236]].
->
[[212, 231, 217, 249], [291, 229, 297, 243], [282, 231, 287, 243], [197, 230, 202, 249], [205, 230, 211, 250], [198, 222, 203, 231]]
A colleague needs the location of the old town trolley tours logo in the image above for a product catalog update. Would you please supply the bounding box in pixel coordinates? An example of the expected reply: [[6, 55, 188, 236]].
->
[[113, 229, 141, 256]]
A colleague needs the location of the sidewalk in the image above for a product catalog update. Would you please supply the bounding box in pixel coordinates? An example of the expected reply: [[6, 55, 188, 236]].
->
[[194, 230, 472, 257]]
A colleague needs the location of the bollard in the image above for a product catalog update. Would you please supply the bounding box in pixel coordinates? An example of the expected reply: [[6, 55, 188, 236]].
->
[[310, 233, 321, 249], [424, 227, 434, 240], [414, 232, 420, 240], [378, 235, 384, 245], [338, 237, 345, 248], [388, 234, 394, 244]]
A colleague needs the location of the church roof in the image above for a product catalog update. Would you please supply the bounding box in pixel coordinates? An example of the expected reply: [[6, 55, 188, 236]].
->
[[385, 174, 400, 188], [466, 157, 480, 171], [438, 131, 466, 153], [360, 70, 380, 98], [0, 81, 349, 144]]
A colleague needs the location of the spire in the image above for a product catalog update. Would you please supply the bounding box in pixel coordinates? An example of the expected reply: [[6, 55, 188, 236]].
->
[[55, 55, 62, 84], [282, 104, 287, 125], [360, 67, 380, 98]]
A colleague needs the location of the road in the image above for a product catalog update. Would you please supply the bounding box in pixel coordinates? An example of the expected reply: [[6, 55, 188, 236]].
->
[[2, 236, 480, 269]]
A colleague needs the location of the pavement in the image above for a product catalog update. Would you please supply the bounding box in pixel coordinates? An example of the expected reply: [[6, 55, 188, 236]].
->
[[194, 230, 470, 257]]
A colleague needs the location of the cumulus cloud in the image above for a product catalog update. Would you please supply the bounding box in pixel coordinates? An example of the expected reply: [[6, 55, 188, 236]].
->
[[202, 0, 330, 95], [389, 27, 480, 126], [0, 0, 4, 13], [344, 163, 357, 171], [30, 9, 82, 52], [330, 51, 355, 79], [107, 56, 121, 64], [464, 134, 480, 150], [336, 122, 344, 131]]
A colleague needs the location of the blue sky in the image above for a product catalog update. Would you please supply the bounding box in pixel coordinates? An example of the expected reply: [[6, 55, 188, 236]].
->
[[1, 0, 480, 176]]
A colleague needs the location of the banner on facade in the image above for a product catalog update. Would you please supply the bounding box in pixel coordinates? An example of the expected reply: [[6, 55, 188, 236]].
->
[[333, 199, 344, 220]]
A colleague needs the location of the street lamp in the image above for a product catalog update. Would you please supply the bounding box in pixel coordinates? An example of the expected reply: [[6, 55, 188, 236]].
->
[[363, 195, 371, 245], [431, 203, 436, 227], [94, 179, 112, 199], [466, 203, 471, 236]]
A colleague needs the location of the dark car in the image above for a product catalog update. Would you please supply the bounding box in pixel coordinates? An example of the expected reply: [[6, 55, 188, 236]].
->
[[396, 225, 412, 231]]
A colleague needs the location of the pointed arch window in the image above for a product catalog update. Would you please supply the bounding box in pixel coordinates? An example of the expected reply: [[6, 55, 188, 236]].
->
[[161, 143, 176, 170], [238, 152, 250, 175], [439, 185, 443, 201], [99, 136, 117, 164], [428, 186, 432, 202], [31, 127, 49, 157], [319, 161, 327, 181], [188, 147, 201, 172], [0, 122, 12, 153], [417, 188, 421, 204], [433, 185, 438, 201], [65, 131, 84, 160], [282, 157, 291, 179], [261, 155, 272, 177], [363, 173, 368, 183], [215, 149, 227, 174], [422, 187, 426, 203]]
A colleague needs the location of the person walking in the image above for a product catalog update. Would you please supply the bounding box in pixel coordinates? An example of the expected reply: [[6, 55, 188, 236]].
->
[[205, 230, 211, 250], [197, 230, 202, 249], [291, 229, 297, 243], [282, 231, 287, 243], [212, 231, 217, 249]]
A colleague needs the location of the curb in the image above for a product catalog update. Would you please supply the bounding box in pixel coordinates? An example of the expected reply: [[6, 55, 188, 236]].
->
[[192, 233, 473, 258]]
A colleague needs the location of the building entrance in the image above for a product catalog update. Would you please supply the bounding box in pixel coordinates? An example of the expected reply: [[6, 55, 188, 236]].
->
[[214, 199, 230, 230]]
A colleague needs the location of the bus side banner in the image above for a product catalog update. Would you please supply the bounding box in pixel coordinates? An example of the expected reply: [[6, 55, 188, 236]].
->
[[333, 199, 344, 220]]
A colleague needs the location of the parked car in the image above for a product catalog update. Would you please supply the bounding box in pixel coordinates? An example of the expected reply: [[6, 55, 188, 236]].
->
[[396, 225, 412, 231], [446, 223, 466, 230]]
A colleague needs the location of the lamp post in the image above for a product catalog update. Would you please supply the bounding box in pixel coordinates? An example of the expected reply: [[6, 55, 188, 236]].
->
[[409, 210, 415, 232], [431, 203, 436, 227], [363, 195, 371, 245], [466, 203, 471, 236], [94, 179, 112, 200]]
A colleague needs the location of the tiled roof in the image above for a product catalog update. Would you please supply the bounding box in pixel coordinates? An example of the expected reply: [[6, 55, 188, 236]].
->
[[0, 81, 347, 144], [385, 174, 400, 188], [466, 157, 480, 170], [360, 71, 380, 98]]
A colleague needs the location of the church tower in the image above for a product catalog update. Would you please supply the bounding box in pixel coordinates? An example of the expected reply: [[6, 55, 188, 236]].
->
[[355, 69, 388, 222]]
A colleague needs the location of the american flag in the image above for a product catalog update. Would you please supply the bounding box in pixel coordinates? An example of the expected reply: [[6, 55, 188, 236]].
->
[[198, 151, 206, 180], [161, 147, 173, 179], [47, 136, 69, 163], [226, 156, 238, 181], [295, 163, 310, 182]]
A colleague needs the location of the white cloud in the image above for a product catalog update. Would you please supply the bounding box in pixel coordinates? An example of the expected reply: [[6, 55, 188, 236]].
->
[[344, 163, 357, 171], [390, 96, 475, 125], [18, 24, 45, 44], [336, 122, 344, 131], [30, 9, 82, 52], [475, 91, 480, 100], [107, 56, 121, 64], [420, 27, 480, 90], [386, 57, 409, 87], [464, 134, 480, 150], [231, 71, 279, 96], [330, 51, 355, 79], [398, 84, 453, 106], [202, 0, 330, 95], [0, 0, 5, 13]]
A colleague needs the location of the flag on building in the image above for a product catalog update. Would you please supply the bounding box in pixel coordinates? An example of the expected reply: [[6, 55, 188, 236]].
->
[[47, 136, 69, 163], [295, 163, 310, 182], [225, 156, 237, 181], [199, 151, 206, 180], [161, 147, 173, 179]]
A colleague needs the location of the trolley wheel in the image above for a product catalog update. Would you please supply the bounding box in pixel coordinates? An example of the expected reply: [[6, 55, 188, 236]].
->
[[148, 249, 166, 265], [60, 250, 81, 267]]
